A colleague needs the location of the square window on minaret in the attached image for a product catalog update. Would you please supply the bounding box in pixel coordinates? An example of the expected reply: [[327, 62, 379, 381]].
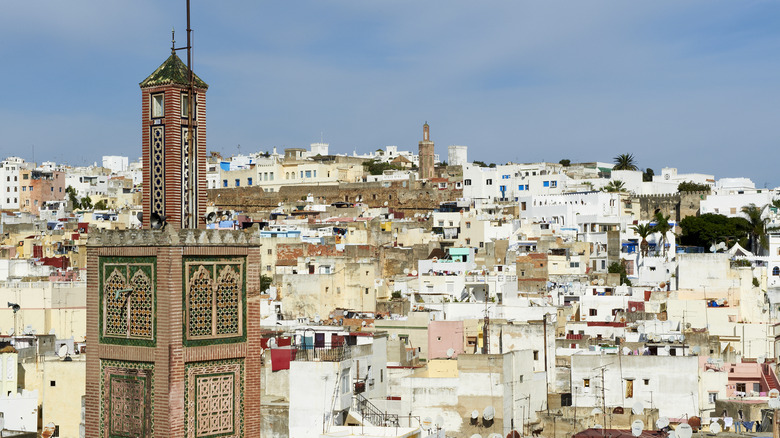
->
[[151, 94, 164, 118], [181, 93, 197, 119]]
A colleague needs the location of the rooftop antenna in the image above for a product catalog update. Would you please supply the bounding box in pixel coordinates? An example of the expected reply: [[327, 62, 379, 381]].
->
[[172, 0, 197, 228]]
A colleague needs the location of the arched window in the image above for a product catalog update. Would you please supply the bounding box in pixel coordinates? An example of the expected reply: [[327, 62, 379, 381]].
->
[[773, 266, 780, 276]]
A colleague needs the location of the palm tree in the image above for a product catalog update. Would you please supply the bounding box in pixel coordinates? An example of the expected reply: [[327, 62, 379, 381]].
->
[[613, 153, 638, 171], [652, 211, 673, 257], [741, 203, 770, 254], [631, 223, 654, 257], [602, 180, 627, 193]]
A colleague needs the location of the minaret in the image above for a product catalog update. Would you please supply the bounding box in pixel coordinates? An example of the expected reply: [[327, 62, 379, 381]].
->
[[139, 44, 208, 229], [418, 122, 435, 179]]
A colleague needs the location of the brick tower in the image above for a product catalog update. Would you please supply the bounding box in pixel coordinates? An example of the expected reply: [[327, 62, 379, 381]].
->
[[84, 50, 262, 438], [140, 50, 208, 229], [418, 122, 435, 179]]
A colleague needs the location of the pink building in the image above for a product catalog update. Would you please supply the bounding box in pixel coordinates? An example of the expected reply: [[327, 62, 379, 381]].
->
[[428, 320, 465, 360]]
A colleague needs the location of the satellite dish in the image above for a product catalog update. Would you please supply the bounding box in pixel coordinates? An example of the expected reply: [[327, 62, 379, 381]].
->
[[460, 290, 470, 301], [267, 338, 277, 349], [663, 345, 671, 354], [770, 397, 780, 409], [709, 422, 721, 434], [48, 328, 56, 335], [384, 201, 389, 206], [668, 430, 676, 438], [656, 417, 670, 429], [411, 270, 418, 276], [150, 212, 166, 230], [446, 348, 455, 358], [758, 355, 766, 364], [591, 408, 603, 416], [692, 346, 701, 355], [598, 278, 605, 286], [435, 415, 444, 427], [770, 389, 780, 398], [136, 212, 143, 223], [205, 212, 216, 224], [403, 268, 410, 275], [593, 425, 603, 429], [709, 244, 717, 253], [57, 345, 68, 358], [483, 406, 495, 421], [676, 423, 693, 438], [632, 401, 645, 415], [631, 420, 645, 437], [622, 347, 631, 355], [361, 321, 367, 326], [659, 282, 666, 289], [718, 242, 727, 250], [471, 410, 479, 420], [422, 417, 432, 429], [269, 287, 277, 301], [631, 307, 636, 312]]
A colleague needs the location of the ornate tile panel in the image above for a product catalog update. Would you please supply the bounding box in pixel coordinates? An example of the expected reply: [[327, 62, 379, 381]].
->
[[185, 359, 243, 438], [99, 257, 157, 347], [100, 360, 154, 438], [150, 125, 165, 216], [183, 258, 245, 346]]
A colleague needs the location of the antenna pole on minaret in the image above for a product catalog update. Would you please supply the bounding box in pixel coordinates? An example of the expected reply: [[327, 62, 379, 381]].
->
[[185, 0, 196, 228], [171, 27, 176, 54]]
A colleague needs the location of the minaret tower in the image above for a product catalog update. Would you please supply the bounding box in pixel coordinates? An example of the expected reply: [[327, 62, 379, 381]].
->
[[418, 122, 435, 179], [139, 32, 208, 229]]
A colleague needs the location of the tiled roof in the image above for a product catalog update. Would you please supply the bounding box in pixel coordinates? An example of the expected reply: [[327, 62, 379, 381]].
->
[[139, 53, 208, 89]]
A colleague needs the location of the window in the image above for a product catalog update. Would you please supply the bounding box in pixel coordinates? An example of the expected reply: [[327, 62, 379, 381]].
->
[[486, 179, 492, 185], [466, 222, 471, 229], [499, 185, 506, 192], [643, 379, 649, 385], [708, 392, 717, 404], [151, 93, 164, 118], [533, 350, 539, 360], [268, 249, 273, 255], [521, 202, 527, 211], [235, 179, 240, 187], [736, 383, 746, 393], [365, 288, 369, 295], [305, 170, 312, 178], [50, 380, 56, 387], [583, 379, 590, 388], [570, 262, 580, 268], [465, 238, 471, 245], [502, 175, 510, 179], [181, 92, 196, 118], [550, 181, 557, 188], [247, 178, 253, 186], [186, 260, 244, 340], [464, 179, 472, 186], [270, 172, 274, 181], [625, 379, 634, 398], [51, 187, 53, 192], [223, 180, 228, 188], [773, 266, 779, 276], [518, 185, 525, 191], [589, 308, 597, 316]]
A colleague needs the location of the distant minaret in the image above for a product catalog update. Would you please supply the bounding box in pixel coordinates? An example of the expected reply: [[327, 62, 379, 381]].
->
[[139, 45, 208, 229], [418, 122, 435, 179]]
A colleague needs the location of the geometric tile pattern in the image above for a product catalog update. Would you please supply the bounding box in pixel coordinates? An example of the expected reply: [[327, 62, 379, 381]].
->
[[185, 359, 243, 438], [101, 260, 156, 344], [151, 125, 165, 216], [100, 360, 154, 438], [181, 126, 196, 228], [184, 259, 244, 342]]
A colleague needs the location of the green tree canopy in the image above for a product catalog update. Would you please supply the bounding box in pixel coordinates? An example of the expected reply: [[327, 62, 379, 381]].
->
[[362, 159, 402, 175], [678, 213, 751, 248], [613, 153, 638, 171], [642, 168, 654, 182], [677, 181, 711, 193], [602, 180, 627, 193], [559, 159, 571, 167]]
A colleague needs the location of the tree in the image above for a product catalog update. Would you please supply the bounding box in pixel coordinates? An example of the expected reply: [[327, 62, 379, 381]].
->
[[66, 186, 80, 210], [608, 262, 632, 286], [472, 160, 488, 168], [677, 181, 711, 193], [81, 196, 93, 210], [613, 153, 638, 171], [741, 203, 772, 254], [642, 168, 654, 182], [559, 159, 571, 167], [652, 211, 674, 256], [678, 213, 750, 249], [93, 200, 108, 210], [260, 275, 273, 293], [631, 223, 654, 257], [362, 159, 401, 175], [602, 180, 627, 193]]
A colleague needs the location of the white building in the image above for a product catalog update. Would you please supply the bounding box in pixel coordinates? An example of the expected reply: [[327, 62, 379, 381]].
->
[[448, 145, 468, 167], [463, 163, 569, 202], [0, 157, 25, 210], [101, 155, 128, 173]]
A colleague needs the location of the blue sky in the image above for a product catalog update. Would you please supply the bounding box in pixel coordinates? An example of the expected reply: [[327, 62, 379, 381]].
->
[[1, 1, 779, 186]]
